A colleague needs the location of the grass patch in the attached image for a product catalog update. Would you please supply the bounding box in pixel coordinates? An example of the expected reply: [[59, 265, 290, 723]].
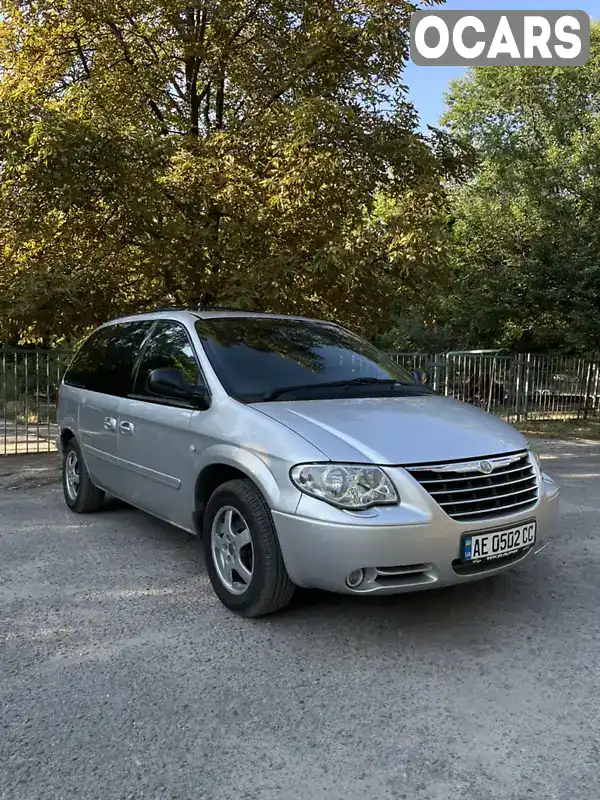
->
[[516, 418, 600, 441], [2, 401, 57, 425]]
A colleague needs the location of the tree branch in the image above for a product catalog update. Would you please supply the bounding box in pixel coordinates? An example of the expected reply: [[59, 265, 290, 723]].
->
[[185, 9, 200, 136], [123, 12, 162, 64], [204, 83, 211, 131], [239, 48, 327, 125], [68, 37, 91, 78], [106, 22, 168, 131], [215, 71, 225, 129]]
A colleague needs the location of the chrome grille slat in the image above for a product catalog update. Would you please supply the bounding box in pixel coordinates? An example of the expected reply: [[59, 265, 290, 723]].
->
[[429, 474, 536, 496], [418, 464, 531, 484], [449, 497, 538, 518], [442, 484, 537, 507], [406, 451, 539, 522], [409, 454, 523, 474]]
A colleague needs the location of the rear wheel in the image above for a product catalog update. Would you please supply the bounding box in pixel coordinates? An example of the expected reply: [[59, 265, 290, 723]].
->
[[62, 438, 105, 513], [202, 479, 295, 617]]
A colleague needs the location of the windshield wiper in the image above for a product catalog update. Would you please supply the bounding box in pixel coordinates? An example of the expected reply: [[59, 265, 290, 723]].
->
[[260, 377, 400, 402]]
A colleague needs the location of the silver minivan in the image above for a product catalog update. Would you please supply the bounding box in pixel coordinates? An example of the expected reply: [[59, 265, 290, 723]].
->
[[57, 310, 559, 617]]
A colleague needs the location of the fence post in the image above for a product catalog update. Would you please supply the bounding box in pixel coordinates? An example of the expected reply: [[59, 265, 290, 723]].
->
[[522, 354, 531, 422], [583, 359, 594, 420], [514, 354, 524, 423], [432, 353, 443, 394], [592, 360, 600, 419]]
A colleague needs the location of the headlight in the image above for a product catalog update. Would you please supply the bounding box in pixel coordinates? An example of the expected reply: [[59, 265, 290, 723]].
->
[[290, 464, 399, 510]]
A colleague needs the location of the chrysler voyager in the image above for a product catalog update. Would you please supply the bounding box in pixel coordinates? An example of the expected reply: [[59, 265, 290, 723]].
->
[[57, 310, 559, 617]]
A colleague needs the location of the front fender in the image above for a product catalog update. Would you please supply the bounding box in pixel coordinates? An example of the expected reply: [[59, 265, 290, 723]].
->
[[56, 415, 78, 454], [192, 443, 302, 515]]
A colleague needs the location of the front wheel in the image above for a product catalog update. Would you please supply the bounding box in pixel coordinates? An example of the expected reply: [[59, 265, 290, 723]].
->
[[62, 438, 105, 513], [202, 479, 295, 617]]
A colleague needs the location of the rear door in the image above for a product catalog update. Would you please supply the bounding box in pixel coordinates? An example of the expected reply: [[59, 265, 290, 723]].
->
[[62, 321, 153, 496], [116, 320, 208, 530]]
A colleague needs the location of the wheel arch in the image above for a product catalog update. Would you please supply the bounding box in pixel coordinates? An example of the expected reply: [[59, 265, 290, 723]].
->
[[60, 427, 76, 450], [193, 447, 282, 533]]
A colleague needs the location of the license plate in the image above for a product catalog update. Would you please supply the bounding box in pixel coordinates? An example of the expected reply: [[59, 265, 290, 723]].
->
[[462, 521, 536, 563]]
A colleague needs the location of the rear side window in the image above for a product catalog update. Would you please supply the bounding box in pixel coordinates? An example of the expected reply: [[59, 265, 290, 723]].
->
[[133, 321, 200, 397], [64, 321, 153, 397]]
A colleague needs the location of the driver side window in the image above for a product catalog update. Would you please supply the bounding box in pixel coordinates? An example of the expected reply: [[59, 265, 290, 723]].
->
[[134, 321, 201, 399]]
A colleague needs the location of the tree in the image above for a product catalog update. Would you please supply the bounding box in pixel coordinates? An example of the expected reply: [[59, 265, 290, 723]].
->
[[0, 0, 454, 344], [435, 22, 600, 354]]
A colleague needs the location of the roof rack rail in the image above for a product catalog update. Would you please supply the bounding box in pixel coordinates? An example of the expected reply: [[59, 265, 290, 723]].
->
[[139, 303, 259, 314], [149, 305, 192, 313], [197, 305, 255, 312], [127, 303, 260, 314]]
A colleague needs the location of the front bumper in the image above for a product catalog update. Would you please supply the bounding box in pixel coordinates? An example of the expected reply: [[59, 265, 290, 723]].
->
[[272, 478, 559, 594]]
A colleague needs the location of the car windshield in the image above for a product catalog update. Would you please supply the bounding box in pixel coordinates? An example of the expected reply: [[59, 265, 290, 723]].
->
[[194, 316, 426, 402]]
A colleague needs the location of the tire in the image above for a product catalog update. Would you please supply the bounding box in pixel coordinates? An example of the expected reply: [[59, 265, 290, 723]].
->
[[62, 438, 105, 513], [202, 478, 295, 617]]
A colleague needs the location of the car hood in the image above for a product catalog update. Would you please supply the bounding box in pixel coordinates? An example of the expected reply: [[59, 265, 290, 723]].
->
[[251, 395, 528, 465]]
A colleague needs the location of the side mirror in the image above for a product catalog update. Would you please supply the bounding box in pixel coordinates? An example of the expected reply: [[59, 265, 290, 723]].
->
[[412, 369, 428, 385], [147, 368, 211, 410]]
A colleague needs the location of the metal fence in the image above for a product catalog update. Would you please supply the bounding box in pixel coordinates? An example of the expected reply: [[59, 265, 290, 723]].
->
[[390, 350, 600, 424], [1, 348, 72, 456], [1, 347, 599, 456]]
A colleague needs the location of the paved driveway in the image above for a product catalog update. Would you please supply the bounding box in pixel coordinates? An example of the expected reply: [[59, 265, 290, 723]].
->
[[1, 440, 600, 800]]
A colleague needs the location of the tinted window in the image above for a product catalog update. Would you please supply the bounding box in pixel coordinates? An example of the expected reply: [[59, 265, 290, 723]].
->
[[195, 317, 422, 402], [134, 321, 200, 397], [64, 322, 152, 396]]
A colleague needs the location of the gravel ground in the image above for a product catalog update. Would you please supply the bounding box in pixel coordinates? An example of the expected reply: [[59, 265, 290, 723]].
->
[[1, 440, 600, 800], [0, 454, 60, 491]]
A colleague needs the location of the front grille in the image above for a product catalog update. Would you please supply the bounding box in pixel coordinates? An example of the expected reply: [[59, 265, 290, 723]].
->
[[405, 451, 539, 522]]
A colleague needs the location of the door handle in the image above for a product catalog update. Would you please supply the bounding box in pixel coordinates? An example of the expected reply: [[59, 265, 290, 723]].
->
[[104, 417, 117, 431], [119, 421, 135, 435]]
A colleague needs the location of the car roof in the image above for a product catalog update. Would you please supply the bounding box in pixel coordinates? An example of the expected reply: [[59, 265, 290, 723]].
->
[[103, 309, 339, 328]]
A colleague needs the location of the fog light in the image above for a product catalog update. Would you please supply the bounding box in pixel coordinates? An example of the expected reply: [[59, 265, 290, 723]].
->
[[346, 569, 365, 589]]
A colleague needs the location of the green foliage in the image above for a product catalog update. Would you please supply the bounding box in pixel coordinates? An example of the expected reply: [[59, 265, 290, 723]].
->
[[0, 0, 455, 343], [431, 22, 600, 354]]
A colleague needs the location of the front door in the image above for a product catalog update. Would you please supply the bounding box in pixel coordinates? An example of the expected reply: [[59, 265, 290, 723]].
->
[[116, 320, 207, 530]]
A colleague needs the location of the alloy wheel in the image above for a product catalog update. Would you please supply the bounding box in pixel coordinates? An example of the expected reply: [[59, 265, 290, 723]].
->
[[65, 449, 80, 502], [210, 506, 254, 595]]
